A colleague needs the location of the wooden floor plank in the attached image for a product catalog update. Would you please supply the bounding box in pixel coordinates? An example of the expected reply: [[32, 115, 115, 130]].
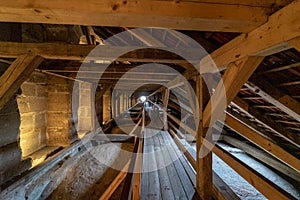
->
[[159, 132, 196, 199], [155, 132, 188, 199], [151, 131, 174, 200], [143, 128, 161, 200]]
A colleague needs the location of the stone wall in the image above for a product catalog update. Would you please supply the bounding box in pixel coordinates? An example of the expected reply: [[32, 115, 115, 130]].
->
[[46, 76, 77, 146], [17, 72, 47, 157], [77, 82, 95, 134]]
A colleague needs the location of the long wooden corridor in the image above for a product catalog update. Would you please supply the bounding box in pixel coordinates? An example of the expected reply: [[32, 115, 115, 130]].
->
[[141, 127, 198, 199]]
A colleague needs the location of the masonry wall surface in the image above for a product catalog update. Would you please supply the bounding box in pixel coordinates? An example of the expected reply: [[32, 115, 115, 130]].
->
[[46, 76, 77, 146], [17, 72, 48, 157]]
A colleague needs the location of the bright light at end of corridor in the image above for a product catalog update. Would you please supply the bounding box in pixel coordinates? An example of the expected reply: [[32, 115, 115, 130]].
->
[[139, 96, 147, 102]]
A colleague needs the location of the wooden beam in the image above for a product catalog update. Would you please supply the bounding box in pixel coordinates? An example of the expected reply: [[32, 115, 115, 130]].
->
[[0, 42, 200, 64], [184, 80, 198, 126], [260, 61, 300, 74], [0, 0, 276, 32], [203, 140, 297, 200], [200, 1, 300, 73], [225, 113, 300, 173], [0, 53, 43, 109], [167, 113, 196, 136], [203, 56, 264, 128], [168, 128, 240, 200], [233, 97, 300, 149], [222, 135, 300, 182], [162, 89, 170, 131], [288, 36, 300, 52], [196, 74, 213, 199], [278, 80, 300, 87], [245, 78, 300, 122], [98, 161, 130, 200]]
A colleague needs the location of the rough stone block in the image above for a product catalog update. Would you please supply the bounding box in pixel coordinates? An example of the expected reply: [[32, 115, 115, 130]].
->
[[47, 112, 70, 127], [29, 98, 47, 112], [27, 72, 47, 84], [46, 127, 72, 146], [19, 114, 34, 133], [16, 97, 30, 113], [34, 113, 46, 128], [20, 83, 36, 97], [47, 84, 70, 93], [47, 93, 71, 112], [36, 85, 47, 97], [20, 129, 45, 157]]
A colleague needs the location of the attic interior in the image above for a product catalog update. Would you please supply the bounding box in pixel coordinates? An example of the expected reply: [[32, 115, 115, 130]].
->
[[0, 1, 300, 199]]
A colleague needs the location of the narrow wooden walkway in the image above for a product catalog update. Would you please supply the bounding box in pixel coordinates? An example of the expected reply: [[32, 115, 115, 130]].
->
[[140, 108, 198, 200]]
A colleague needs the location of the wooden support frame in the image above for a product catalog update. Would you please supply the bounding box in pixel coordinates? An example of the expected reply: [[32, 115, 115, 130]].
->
[[195, 75, 213, 199], [162, 89, 170, 131], [203, 140, 296, 200], [222, 135, 300, 182], [200, 0, 300, 73], [184, 80, 198, 126], [233, 97, 300, 148], [245, 79, 300, 122], [0, 53, 43, 110], [0, 42, 199, 65], [131, 107, 145, 200], [225, 113, 300, 173], [0, 0, 282, 32], [168, 128, 240, 200], [203, 56, 264, 128], [98, 160, 131, 200], [288, 36, 300, 52]]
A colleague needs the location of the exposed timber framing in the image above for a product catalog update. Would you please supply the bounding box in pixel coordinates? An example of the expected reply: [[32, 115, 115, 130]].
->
[[222, 135, 300, 182], [245, 78, 300, 122], [260, 61, 300, 74], [0, 53, 44, 110], [231, 96, 300, 148], [195, 74, 213, 199], [288, 36, 300, 52], [0, 42, 200, 64], [168, 128, 240, 200], [184, 80, 198, 125], [200, 0, 300, 73], [98, 160, 131, 200], [203, 56, 264, 128], [162, 89, 170, 131], [203, 140, 297, 200], [225, 113, 300, 173], [0, 0, 282, 32]]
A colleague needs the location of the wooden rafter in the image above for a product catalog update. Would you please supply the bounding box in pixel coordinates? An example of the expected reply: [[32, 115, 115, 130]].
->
[[200, 0, 300, 73], [0, 53, 43, 109], [203, 56, 264, 128], [233, 97, 300, 149], [195, 75, 213, 199], [0, 42, 201, 64], [245, 78, 300, 122], [203, 140, 296, 200], [225, 113, 300, 173], [288, 36, 300, 52], [0, 0, 283, 32]]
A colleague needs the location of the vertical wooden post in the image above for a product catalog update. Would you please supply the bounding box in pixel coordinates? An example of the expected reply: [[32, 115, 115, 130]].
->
[[103, 90, 112, 122], [162, 89, 170, 131], [196, 75, 213, 199], [184, 80, 198, 126]]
